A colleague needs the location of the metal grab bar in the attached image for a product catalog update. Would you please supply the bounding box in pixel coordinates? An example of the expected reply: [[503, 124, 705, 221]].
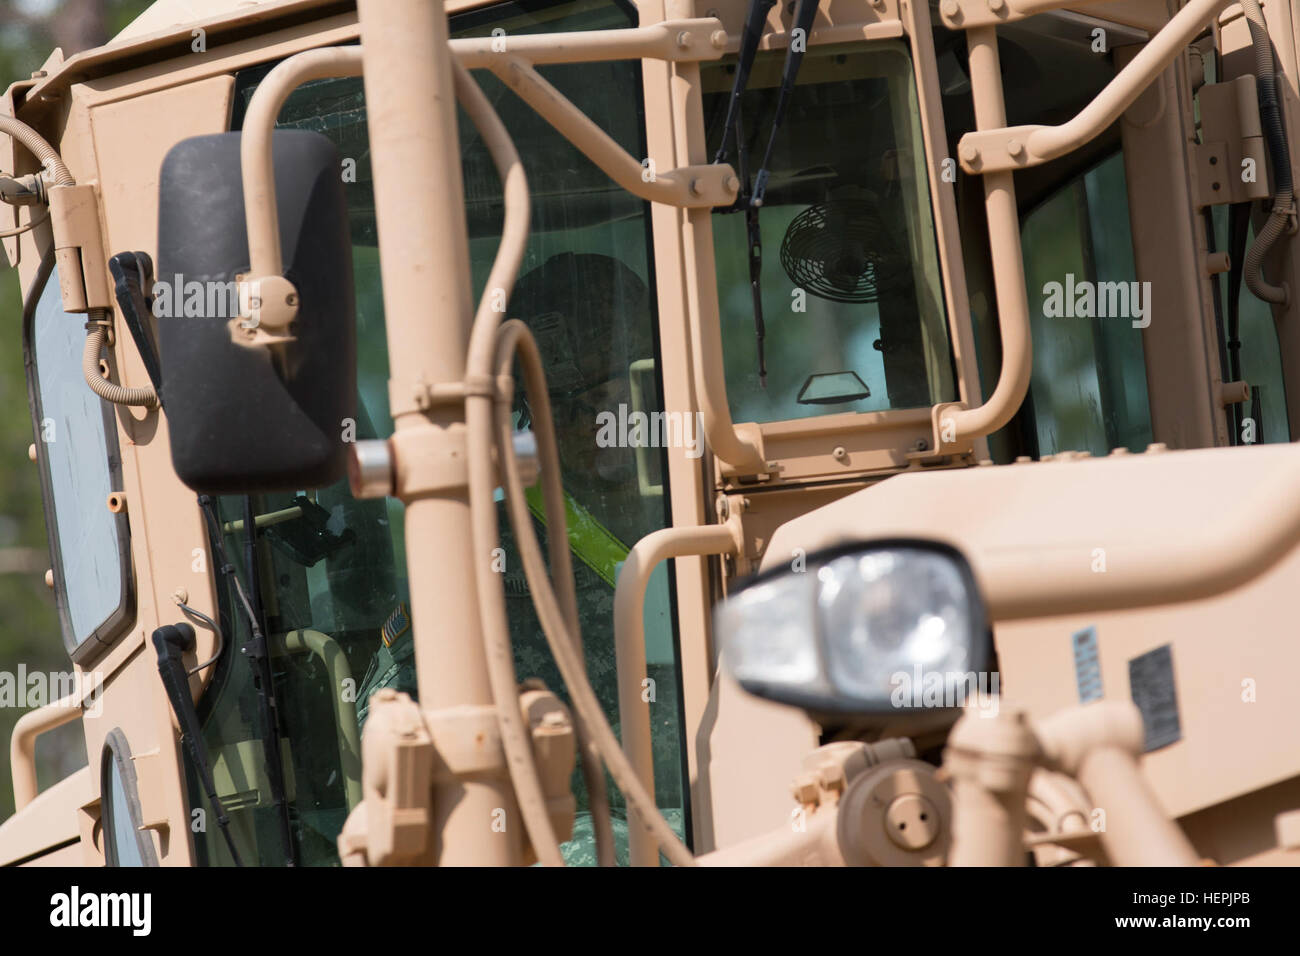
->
[[613, 519, 742, 866], [11, 693, 83, 811], [956, 0, 1235, 174], [270, 629, 363, 810]]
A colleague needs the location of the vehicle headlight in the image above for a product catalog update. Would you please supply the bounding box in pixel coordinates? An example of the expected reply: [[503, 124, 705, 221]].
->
[[716, 541, 991, 716]]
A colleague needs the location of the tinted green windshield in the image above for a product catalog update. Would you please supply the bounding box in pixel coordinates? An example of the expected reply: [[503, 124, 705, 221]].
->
[[705, 40, 956, 423], [184, 0, 688, 866]]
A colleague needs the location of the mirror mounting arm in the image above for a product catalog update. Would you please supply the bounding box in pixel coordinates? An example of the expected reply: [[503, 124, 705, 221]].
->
[[238, 46, 364, 339], [237, 22, 743, 345]]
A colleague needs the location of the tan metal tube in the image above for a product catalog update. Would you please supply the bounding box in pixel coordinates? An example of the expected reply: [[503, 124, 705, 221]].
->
[[452, 18, 724, 69], [943, 704, 1039, 866], [669, 58, 767, 473], [272, 629, 362, 809], [682, 209, 767, 471], [456, 57, 566, 868], [241, 45, 363, 283], [479, 293, 616, 862], [1026, 0, 1232, 163], [486, 57, 734, 209], [357, 0, 516, 866], [944, 28, 1032, 445], [1036, 701, 1199, 866], [11, 694, 82, 810], [958, 0, 1234, 172], [613, 521, 741, 866], [221, 505, 304, 534], [494, 320, 695, 866], [457, 53, 616, 863], [1074, 748, 1200, 866]]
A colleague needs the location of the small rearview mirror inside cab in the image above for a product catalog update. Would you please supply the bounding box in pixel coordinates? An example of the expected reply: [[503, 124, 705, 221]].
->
[[156, 130, 356, 493]]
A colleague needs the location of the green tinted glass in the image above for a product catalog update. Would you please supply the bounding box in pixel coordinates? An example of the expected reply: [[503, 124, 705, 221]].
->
[[186, 0, 687, 867], [1020, 153, 1154, 458], [704, 40, 955, 424]]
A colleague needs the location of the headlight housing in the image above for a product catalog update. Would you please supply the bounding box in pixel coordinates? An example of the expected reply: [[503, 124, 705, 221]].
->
[[716, 540, 991, 716]]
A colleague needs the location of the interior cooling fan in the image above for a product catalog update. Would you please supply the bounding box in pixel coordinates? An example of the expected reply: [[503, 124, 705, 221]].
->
[[778, 197, 910, 304]]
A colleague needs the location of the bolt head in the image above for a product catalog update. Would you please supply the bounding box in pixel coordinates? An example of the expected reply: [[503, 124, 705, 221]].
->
[[987, 0, 1005, 10], [710, 29, 728, 49], [1007, 139, 1024, 157], [940, 0, 960, 19], [959, 143, 979, 164], [676, 30, 693, 48]]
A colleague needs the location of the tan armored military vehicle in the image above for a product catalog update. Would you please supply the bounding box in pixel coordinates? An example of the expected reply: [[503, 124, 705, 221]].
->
[[0, 0, 1297, 867]]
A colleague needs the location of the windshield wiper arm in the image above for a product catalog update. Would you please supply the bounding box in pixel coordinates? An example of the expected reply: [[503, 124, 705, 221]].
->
[[153, 622, 244, 866], [715, 0, 776, 386], [714, 0, 822, 388], [745, 174, 768, 386], [713, 0, 777, 167], [752, 0, 821, 208], [199, 495, 297, 866]]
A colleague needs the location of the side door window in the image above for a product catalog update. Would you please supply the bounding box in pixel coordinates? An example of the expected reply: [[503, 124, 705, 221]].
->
[[1019, 153, 1154, 457], [1208, 205, 1292, 444], [26, 262, 132, 658]]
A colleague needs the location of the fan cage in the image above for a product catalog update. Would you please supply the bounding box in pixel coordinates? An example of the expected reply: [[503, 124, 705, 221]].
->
[[779, 199, 910, 304]]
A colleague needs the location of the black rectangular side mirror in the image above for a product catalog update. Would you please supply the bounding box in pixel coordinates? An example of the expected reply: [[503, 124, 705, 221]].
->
[[156, 129, 356, 493]]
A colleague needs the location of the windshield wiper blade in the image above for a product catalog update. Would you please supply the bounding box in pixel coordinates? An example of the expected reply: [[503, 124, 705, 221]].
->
[[747, 200, 767, 387], [713, 0, 777, 167], [153, 622, 244, 866], [199, 495, 297, 866], [714, 0, 775, 386], [752, 0, 821, 208]]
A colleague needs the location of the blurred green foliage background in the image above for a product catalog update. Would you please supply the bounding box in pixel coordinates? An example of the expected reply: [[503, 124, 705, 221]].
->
[[0, 0, 153, 823]]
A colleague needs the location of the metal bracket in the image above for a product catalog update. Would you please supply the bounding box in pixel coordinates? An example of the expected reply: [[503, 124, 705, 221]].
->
[[47, 183, 111, 313], [339, 689, 436, 866], [912, 400, 976, 464], [938, 0, 1164, 32], [1193, 76, 1271, 208], [937, 0, 1019, 30]]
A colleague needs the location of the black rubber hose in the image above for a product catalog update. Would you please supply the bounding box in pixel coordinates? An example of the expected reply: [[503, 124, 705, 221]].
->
[[1242, 0, 1293, 304]]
